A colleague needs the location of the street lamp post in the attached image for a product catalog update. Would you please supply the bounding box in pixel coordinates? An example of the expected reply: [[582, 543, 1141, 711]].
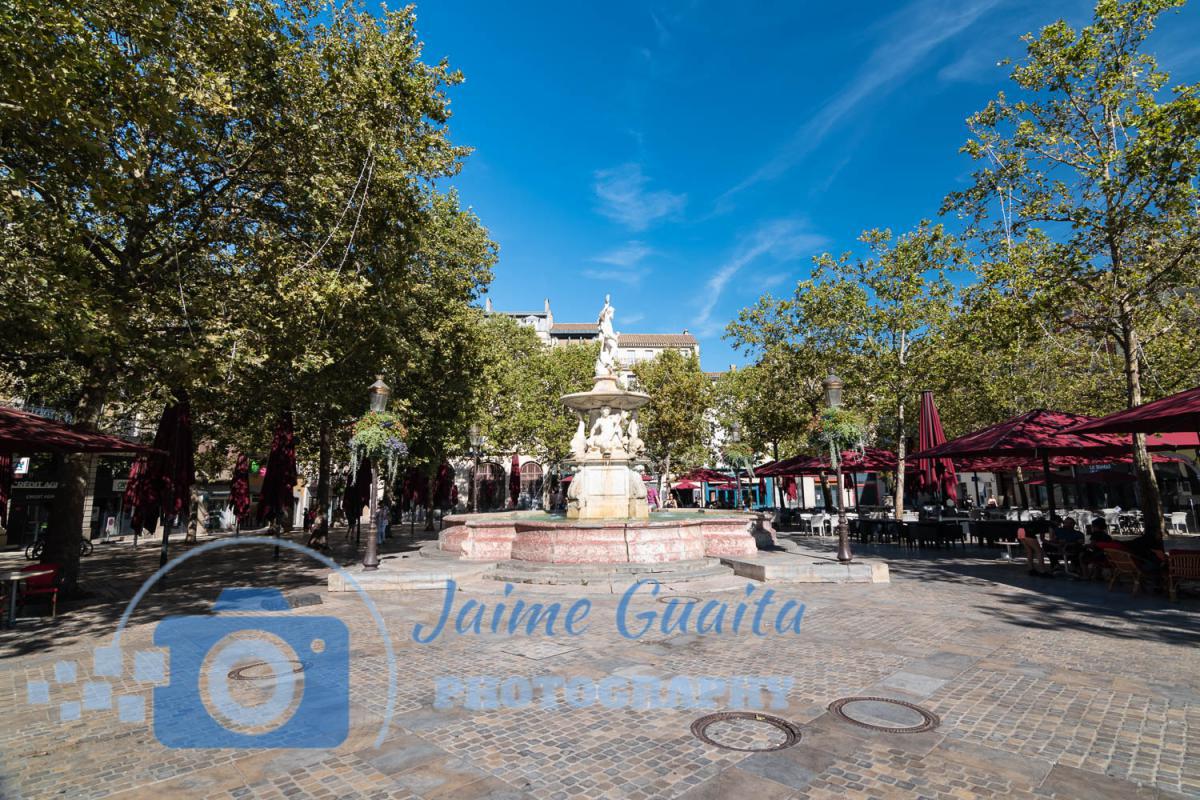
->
[[468, 423, 483, 513], [729, 423, 746, 511], [823, 371, 853, 563], [362, 376, 390, 571]]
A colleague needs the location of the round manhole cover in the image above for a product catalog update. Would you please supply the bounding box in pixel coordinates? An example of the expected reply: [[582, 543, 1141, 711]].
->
[[656, 594, 702, 604], [227, 659, 306, 681], [828, 696, 940, 733], [690, 712, 801, 752]]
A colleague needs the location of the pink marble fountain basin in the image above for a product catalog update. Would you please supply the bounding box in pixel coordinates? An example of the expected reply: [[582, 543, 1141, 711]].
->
[[439, 510, 760, 564]]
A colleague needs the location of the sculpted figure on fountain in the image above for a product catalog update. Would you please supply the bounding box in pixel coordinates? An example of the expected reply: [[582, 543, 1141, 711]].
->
[[596, 294, 619, 377], [588, 406, 624, 457], [570, 414, 588, 460]]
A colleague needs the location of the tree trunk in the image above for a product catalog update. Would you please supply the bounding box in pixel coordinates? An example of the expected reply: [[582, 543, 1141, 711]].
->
[[819, 471, 833, 510], [317, 414, 332, 515], [1120, 315, 1164, 541], [893, 400, 906, 521], [45, 379, 108, 593], [772, 441, 784, 511], [663, 454, 672, 507]]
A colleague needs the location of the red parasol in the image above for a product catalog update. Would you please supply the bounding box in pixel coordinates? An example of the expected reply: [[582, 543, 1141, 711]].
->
[[678, 468, 736, 483], [1067, 386, 1200, 435], [917, 391, 957, 502], [122, 457, 156, 535], [230, 453, 251, 523], [434, 462, 453, 509], [342, 458, 373, 524], [509, 455, 521, 507], [131, 395, 196, 564], [761, 449, 899, 476], [256, 411, 297, 524], [784, 476, 798, 500], [0, 404, 156, 454]]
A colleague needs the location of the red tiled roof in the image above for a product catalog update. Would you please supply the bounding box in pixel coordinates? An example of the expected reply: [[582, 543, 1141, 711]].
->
[[549, 323, 596, 334]]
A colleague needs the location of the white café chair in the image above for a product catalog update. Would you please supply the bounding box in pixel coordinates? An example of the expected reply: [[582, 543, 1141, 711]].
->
[[1169, 511, 1189, 534]]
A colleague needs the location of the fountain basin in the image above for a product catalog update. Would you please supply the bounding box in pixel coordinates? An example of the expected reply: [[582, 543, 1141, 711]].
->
[[439, 510, 761, 564]]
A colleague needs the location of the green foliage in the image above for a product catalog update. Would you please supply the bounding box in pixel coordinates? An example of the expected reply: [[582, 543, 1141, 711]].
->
[[944, 0, 1200, 537], [633, 350, 713, 477], [712, 346, 812, 462], [349, 411, 408, 482], [809, 408, 867, 469], [468, 316, 597, 474]]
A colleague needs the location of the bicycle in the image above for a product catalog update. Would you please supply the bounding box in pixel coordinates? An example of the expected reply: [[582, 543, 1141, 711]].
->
[[25, 535, 94, 560]]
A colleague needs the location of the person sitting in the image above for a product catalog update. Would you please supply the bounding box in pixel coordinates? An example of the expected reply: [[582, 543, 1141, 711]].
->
[[1045, 517, 1085, 576], [1020, 527, 1053, 577], [1080, 517, 1116, 579], [305, 509, 329, 552]]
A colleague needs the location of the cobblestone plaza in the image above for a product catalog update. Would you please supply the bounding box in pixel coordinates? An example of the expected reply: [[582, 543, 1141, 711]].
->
[[1, 533, 1197, 799]]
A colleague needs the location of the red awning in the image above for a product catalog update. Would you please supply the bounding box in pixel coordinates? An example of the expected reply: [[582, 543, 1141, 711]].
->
[[678, 468, 736, 483], [1067, 386, 1200, 435], [910, 409, 1136, 462], [758, 448, 899, 476], [0, 404, 154, 455]]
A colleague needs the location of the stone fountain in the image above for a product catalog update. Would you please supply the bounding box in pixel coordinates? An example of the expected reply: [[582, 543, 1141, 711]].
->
[[326, 296, 893, 591], [435, 296, 760, 568], [560, 294, 651, 521]]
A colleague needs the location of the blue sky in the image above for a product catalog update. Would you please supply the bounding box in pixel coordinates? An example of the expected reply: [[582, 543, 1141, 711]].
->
[[412, 0, 1200, 370]]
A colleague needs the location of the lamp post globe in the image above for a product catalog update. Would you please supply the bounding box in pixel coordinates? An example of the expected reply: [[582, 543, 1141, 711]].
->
[[822, 371, 843, 409], [368, 376, 391, 413]]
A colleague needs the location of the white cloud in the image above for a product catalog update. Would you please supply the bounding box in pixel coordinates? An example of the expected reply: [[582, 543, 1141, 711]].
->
[[694, 221, 826, 336], [722, 0, 1001, 202], [594, 163, 687, 231], [759, 272, 791, 289], [594, 241, 653, 267], [582, 268, 645, 287]]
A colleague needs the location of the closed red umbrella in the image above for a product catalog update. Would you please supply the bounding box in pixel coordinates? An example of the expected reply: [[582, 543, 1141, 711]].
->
[[434, 462, 453, 509], [122, 456, 156, 540], [230, 453, 251, 530], [917, 391, 957, 503], [509, 455, 521, 507], [256, 411, 297, 526], [785, 476, 798, 501], [135, 395, 195, 566], [342, 458, 373, 540]]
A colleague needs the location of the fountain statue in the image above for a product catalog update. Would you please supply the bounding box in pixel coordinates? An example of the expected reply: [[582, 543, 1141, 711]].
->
[[560, 296, 652, 519]]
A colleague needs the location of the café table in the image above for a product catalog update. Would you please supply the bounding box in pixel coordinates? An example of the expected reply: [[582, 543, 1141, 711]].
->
[[2, 568, 53, 629]]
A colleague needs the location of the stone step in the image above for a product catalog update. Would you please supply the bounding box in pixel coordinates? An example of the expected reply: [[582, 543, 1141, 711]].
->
[[486, 559, 733, 586], [417, 542, 459, 559], [718, 551, 889, 583]]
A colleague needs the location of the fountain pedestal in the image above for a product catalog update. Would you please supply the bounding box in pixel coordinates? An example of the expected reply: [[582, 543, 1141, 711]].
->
[[561, 373, 650, 521]]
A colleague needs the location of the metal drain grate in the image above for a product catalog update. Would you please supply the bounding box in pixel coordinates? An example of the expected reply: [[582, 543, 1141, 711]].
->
[[227, 659, 306, 681], [690, 711, 802, 752], [827, 696, 940, 734]]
